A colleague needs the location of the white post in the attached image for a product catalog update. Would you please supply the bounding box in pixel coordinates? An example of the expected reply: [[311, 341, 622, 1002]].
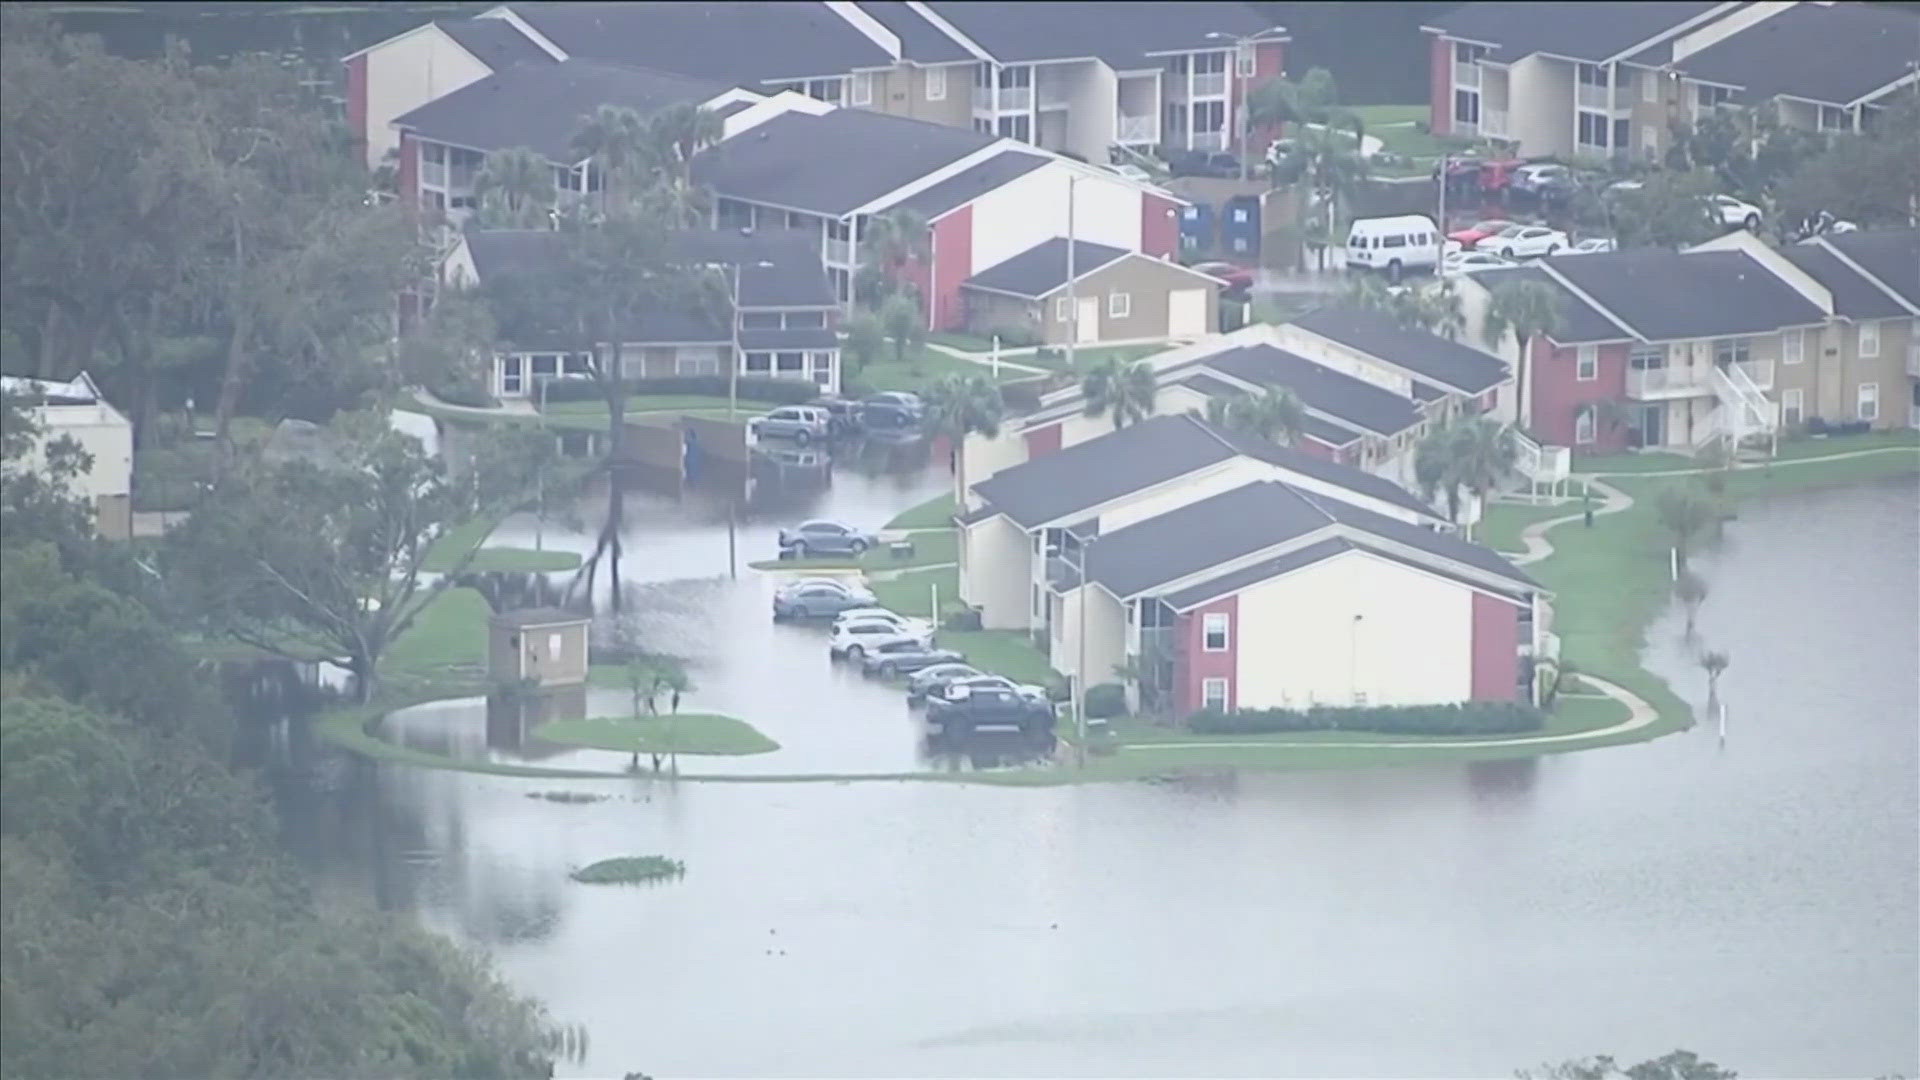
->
[[1064, 175, 1078, 371], [990, 334, 1001, 380], [1669, 546, 1678, 582], [930, 580, 939, 623]]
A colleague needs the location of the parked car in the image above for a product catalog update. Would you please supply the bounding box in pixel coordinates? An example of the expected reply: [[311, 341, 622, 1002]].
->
[[1441, 250, 1517, 276], [859, 391, 923, 429], [904, 662, 984, 703], [1710, 193, 1762, 232], [778, 519, 878, 557], [1488, 224, 1569, 258], [1510, 162, 1570, 197], [1567, 237, 1617, 255], [1445, 219, 1511, 250], [1166, 148, 1241, 179], [834, 608, 934, 638], [1191, 260, 1256, 294], [1344, 214, 1444, 280], [749, 405, 832, 444], [926, 683, 1056, 737], [806, 396, 863, 437], [858, 637, 964, 678], [830, 618, 928, 660], [771, 579, 875, 620]]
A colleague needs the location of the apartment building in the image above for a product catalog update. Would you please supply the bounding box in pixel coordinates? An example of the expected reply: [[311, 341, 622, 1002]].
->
[[1670, 2, 1920, 134], [345, 1, 1283, 172]]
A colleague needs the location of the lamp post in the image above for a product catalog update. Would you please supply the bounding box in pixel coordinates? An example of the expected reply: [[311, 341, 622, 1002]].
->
[[1205, 31, 1254, 181], [1064, 173, 1078, 373], [535, 373, 554, 552], [1348, 613, 1364, 704]]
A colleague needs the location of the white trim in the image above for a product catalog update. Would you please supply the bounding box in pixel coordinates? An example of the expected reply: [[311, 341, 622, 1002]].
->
[[850, 71, 874, 106], [1054, 296, 1073, 322], [1107, 291, 1131, 318], [1848, 70, 1919, 109], [1201, 612, 1230, 651], [1812, 237, 1920, 316], [1600, 1, 1743, 64], [926, 65, 947, 101], [1575, 407, 1596, 445], [1858, 320, 1880, 358], [1575, 344, 1599, 381], [902, 1, 996, 62], [475, 6, 569, 61], [824, 0, 902, 61], [1536, 262, 1643, 339], [847, 141, 1021, 217], [1200, 677, 1229, 711], [1783, 327, 1804, 365], [1781, 387, 1804, 425], [1856, 381, 1879, 422], [341, 21, 470, 64]]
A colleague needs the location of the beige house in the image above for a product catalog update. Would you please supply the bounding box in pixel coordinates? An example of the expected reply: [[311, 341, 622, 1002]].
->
[[0, 372, 132, 540], [961, 239, 1223, 346], [488, 608, 591, 688]]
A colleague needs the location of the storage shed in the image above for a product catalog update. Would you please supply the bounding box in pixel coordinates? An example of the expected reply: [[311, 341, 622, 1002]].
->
[[487, 607, 591, 687]]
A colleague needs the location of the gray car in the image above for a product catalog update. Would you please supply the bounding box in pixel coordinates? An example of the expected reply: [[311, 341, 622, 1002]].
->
[[771, 579, 876, 620], [905, 662, 983, 702], [750, 405, 832, 444], [778, 519, 878, 558], [858, 637, 964, 678]]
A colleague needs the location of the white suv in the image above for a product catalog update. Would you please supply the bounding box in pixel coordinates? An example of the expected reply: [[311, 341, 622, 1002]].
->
[[830, 619, 930, 660]]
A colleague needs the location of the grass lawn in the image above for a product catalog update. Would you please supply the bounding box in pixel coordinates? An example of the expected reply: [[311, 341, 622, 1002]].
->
[[423, 517, 582, 573], [1015, 343, 1165, 374], [869, 565, 964, 619], [1107, 693, 1625, 747], [886, 492, 956, 530], [1478, 499, 1582, 554], [936, 629, 1060, 688], [1355, 104, 1428, 127], [1575, 430, 1920, 474], [856, 346, 1028, 393], [384, 586, 492, 673], [927, 330, 999, 352], [534, 714, 780, 756]]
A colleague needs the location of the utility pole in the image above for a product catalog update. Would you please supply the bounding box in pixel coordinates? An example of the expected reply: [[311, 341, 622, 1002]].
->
[[1074, 538, 1091, 764], [1437, 152, 1450, 237], [1064, 174, 1079, 372], [535, 375, 551, 552]]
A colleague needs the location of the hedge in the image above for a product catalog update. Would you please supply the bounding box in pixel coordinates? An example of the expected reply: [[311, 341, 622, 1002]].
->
[[1084, 682, 1128, 719], [537, 375, 820, 405], [1188, 700, 1544, 736]]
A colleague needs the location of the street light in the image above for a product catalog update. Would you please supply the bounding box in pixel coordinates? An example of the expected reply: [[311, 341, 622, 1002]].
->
[[1205, 31, 1255, 181], [535, 372, 554, 552], [726, 255, 778, 421], [1348, 613, 1364, 704]]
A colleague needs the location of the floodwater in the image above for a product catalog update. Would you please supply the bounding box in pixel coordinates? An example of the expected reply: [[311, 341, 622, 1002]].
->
[[275, 458, 1918, 1077]]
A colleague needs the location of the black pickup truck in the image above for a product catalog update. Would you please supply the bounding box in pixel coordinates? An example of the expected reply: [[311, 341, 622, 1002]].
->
[[925, 684, 1055, 738]]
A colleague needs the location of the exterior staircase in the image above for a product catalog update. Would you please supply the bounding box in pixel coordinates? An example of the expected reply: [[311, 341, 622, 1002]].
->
[[1692, 361, 1778, 458], [1506, 428, 1572, 504]]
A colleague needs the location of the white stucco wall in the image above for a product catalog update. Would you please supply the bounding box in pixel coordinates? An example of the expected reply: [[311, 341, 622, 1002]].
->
[[1062, 60, 1118, 165], [958, 430, 1028, 508], [1054, 584, 1127, 690], [969, 162, 1143, 274], [1234, 548, 1473, 708], [1506, 55, 1574, 158], [960, 514, 1033, 630], [366, 26, 493, 169], [19, 405, 132, 502]]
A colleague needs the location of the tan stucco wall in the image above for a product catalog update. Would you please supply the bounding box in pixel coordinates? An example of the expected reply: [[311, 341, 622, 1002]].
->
[[1773, 318, 1915, 429], [490, 621, 589, 686], [1018, 257, 1220, 345], [870, 63, 975, 128]]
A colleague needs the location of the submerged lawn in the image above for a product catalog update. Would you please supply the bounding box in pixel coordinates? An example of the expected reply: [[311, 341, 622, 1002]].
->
[[535, 715, 780, 756], [885, 492, 957, 531]]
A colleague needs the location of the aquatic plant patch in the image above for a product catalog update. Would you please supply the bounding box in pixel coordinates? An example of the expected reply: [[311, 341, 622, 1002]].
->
[[569, 856, 685, 885]]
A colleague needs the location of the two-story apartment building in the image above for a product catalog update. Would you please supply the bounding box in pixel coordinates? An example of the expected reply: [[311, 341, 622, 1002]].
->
[[1460, 227, 1919, 452], [346, 1, 1285, 173], [440, 227, 844, 395]]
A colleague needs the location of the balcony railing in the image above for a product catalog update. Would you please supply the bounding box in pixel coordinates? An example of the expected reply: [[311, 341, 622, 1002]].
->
[[1576, 82, 1630, 112], [1191, 71, 1227, 97], [1734, 358, 1774, 389], [1188, 129, 1228, 152], [1453, 61, 1480, 89], [1625, 366, 1712, 398], [1481, 107, 1509, 139], [1116, 113, 1155, 144], [989, 85, 1032, 112], [421, 160, 448, 188], [824, 236, 852, 265], [1906, 340, 1919, 378]]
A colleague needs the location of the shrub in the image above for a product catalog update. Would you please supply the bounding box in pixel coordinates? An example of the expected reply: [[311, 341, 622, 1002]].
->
[[429, 376, 499, 410], [1188, 700, 1545, 736], [569, 856, 684, 884], [942, 607, 983, 631], [1083, 682, 1128, 719], [1000, 378, 1045, 413]]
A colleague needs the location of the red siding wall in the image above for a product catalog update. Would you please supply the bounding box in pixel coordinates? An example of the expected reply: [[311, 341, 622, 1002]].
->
[[1175, 596, 1238, 715], [1296, 436, 1335, 461], [1429, 36, 1452, 136], [1141, 193, 1179, 259], [346, 55, 369, 162], [1023, 422, 1062, 459], [1530, 339, 1629, 448], [1469, 592, 1521, 701], [928, 207, 972, 331], [397, 131, 420, 208], [1242, 42, 1288, 150]]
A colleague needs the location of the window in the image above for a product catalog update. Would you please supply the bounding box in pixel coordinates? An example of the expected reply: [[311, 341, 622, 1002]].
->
[[744, 351, 773, 374], [530, 354, 558, 378], [926, 65, 946, 101], [1454, 41, 1487, 64], [1192, 99, 1225, 133], [1574, 407, 1596, 445], [1576, 344, 1598, 381], [501, 355, 523, 395], [1642, 68, 1660, 103], [1201, 678, 1229, 711], [1054, 296, 1073, 322], [851, 72, 873, 106], [995, 113, 1031, 141], [677, 350, 721, 376], [1453, 89, 1480, 126], [1381, 234, 1407, 248], [1859, 321, 1880, 358], [1202, 613, 1229, 652], [1577, 62, 1606, 87], [1235, 45, 1255, 76], [1166, 54, 1189, 76], [1857, 382, 1879, 421], [1713, 338, 1751, 366], [562, 353, 591, 376], [1696, 83, 1733, 110], [1577, 110, 1608, 147], [1192, 51, 1226, 76], [1107, 292, 1131, 318], [1818, 105, 1850, 131], [1782, 387, 1804, 426], [775, 351, 805, 374], [1783, 329, 1804, 365], [786, 310, 826, 329], [741, 311, 781, 329], [1629, 344, 1663, 370], [805, 77, 844, 105], [422, 142, 446, 165], [1614, 117, 1630, 151], [997, 65, 1031, 89]]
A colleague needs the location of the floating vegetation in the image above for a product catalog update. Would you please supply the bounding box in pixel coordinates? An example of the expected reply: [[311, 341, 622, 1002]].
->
[[569, 856, 684, 885], [525, 790, 609, 804]]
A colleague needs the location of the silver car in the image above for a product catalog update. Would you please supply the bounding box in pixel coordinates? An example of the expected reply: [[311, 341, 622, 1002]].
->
[[750, 405, 832, 444]]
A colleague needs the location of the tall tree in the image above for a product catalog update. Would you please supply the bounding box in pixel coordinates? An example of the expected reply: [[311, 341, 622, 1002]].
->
[[1451, 418, 1515, 536], [860, 208, 931, 303], [841, 310, 885, 382], [1271, 124, 1369, 268], [1674, 570, 1708, 639], [1654, 481, 1720, 569], [474, 146, 559, 228], [1483, 278, 1567, 433], [569, 103, 652, 211], [1341, 278, 1463, 339], [923, 373, 1004, 504], [1202, 386, 1307, 445], [1082, 357, 1159, 430], [878, 291, 925, 367], [1607, 169, 1720, 249], [640, 101, 725, 227]]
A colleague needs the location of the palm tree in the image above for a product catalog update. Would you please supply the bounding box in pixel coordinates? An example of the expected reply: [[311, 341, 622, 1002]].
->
[[1201, 386, 1306, 446], [878, 291, 924, 368], [641, 101, 724, 226], [861, 208, 930, 302], [1419, 277, 1467, 341], [924, 373, 1004, 502], [1654, 481, 1719, 569], [1483, 279, 1566, 432], [1701, 649, 1729, 708], [1450, 417, 1516, 537], [1082, 357, 1158, 430], [570, 104, 651, 210], [473, 146, 558, 229], [1291, 125, 1369, 270], [1674, 570, 1708, 639], [841, 310, 884, 381]]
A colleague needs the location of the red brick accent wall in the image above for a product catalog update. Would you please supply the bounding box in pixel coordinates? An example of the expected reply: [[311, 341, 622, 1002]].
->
[[1531, 339, 1629, 448], [1141, 193, 1179, 258], [1296, 436, 1335, 460], [928, 207, 972, 331], [1470, 591, 1520, 701], [1023, 422, 1062, 459], [1243, 41, 1288, 149], [397, 131, 419, 207], [1175, 595, 1238, 714], [1429, 36, 1452, 136], [346, 55, 369, 162]]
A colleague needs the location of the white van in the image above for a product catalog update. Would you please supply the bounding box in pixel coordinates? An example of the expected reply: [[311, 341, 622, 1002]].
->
[[1345, 214, 1443, 280]]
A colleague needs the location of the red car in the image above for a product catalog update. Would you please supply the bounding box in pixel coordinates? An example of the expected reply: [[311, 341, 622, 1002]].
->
[[1446, 219, 1512, 250], [1192, 260, 1255, 293]]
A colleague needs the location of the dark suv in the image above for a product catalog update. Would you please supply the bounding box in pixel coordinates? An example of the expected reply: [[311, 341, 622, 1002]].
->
[[925, 684, 1056, 738]]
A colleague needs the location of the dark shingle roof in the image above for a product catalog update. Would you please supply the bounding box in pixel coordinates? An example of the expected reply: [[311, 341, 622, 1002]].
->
[[394, 59, 725, 160], [882, 150, 1050, 219], [1084, 481, 1334, 597], [964, 239, 1131, 298], [1779, 244, 1911, 320], [436, 17, 557, 70], [854, 1, 974, 63], [1820, 228, 1920, 310], [1300, 416, 1363, 447], [1543, 249, 1832, 341], [509, 2, 894, 83], [1468, 266, 1630, 344], [1678, 4, 1920, 107], [1293, 304, 1511, 394], [919, 1, 1279, 68], [971, 414, 1236, 528], [1209, 425, 1443, 521], [1204, 345, 1422, 436], [695, 108, 996, 216], [1162, 537, 1354, 609], [1307, 491, 1536, 589], [1427, 1, 1725, 64]]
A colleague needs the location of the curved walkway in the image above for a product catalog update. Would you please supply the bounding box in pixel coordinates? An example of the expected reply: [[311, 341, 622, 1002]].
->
[[1510, 476, 1632, 566], [1584, 444, 1918, 479]]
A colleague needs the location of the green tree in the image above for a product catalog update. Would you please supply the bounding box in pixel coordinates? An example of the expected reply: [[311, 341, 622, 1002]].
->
[[1515, 1048, 1737, 1080], [1654, 481, 1720, 569], [1273, 124, 1369, 269], [570, 103, 652, 211], [1082, 357, 1159, 430], [639, 100, 725, 226], [860, 208, 930, 303], [878, 290, 925, 367], [1450, 417, 1515, 536], [841, 310, 885, 382], [1608, 169, 1720, 249], [1701, 649, 1729, 707], [474, 145, 558, 228], [1202, 386, 1307, 445], [1774, 90, 1920, 235], [398, 288, 500, 404], [1482, 278, 1567, 432], [1674, 569, 1708, 638], [923, 373, 1004, 503]]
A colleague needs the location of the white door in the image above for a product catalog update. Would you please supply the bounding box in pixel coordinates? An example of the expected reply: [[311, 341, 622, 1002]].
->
[[1076, 297, 1099, 344], [1167, 288, 1208, 337]]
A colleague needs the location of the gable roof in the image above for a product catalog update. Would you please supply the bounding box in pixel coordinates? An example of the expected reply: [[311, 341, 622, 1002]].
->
[[879, 149, 1051, 218], [394, 59, 726, 160], [1678, 3, 1920, 107], [852, 1, 974, 63], [436, 17, 558, 71], [695, 107, 997, 216], [1467, 266, 1632, 344], [1540, 249, 1830, 341], [1818, 227, 1920, 311], [1778, 244, 1911, 320], [1292, 304, 1511, 394], [502, 2, 895, 83], [1205, 345, 1422, 436], [971, 414, 1235, 528], [1425, 1, 1728, 64], [1177, 372, 1361, 446], [1206, 425, 1443, 522], [963, 239, 1131, 299], [917, 1, 1280, 68]]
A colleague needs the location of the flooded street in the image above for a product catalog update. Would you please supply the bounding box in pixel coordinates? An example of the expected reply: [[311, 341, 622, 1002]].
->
[[283, 464, 1918, 1078]]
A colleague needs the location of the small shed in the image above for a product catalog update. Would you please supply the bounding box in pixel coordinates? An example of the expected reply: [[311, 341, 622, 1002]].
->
[[488, 607, 591, 687]]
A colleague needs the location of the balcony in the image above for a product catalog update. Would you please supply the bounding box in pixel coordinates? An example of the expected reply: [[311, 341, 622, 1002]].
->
[[987, 85, 1032, 112], [421, 160, 448, 188], [1191, 71, 1226, 98], [1906, 340, 1919, 378], [1625, 366, 1712, 399], [1734, 358, 1774, 389], [1116, 113, 1155, 144], [824, 236, 852, 265], [1453, 61, 1480, 89], [1576, 83, 1630, 113], [1481, 107, 1509, 139]]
